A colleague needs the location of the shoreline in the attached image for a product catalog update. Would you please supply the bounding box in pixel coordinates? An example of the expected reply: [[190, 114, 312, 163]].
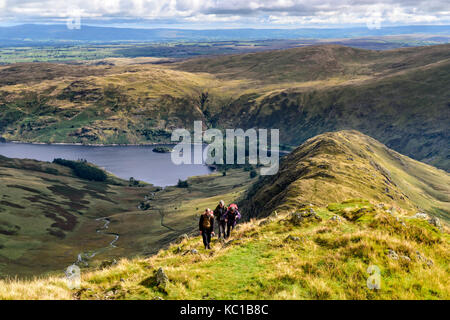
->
[[4, 140, 207, 147], [6, 140, 173, 147]]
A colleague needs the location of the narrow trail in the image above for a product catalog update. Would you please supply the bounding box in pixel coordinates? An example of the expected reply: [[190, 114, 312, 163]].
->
[[158, 208, 178, 232], [71, 189, 183, 268], [74, 217, 119, 267]]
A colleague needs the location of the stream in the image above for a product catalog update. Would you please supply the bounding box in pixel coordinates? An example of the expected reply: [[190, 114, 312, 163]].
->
[[75, 217, 119, 267]]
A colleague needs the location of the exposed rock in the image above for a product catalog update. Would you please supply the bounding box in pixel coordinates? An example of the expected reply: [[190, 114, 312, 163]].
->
[[386, 207, 396, 215], [100, 259, 117, 269], [428, 216, 442, 230], [416, 251, 434, 266], [156, 267, 169, 287], [175, 234, 189, 244], [285, 235, 300, 242], [387, 249, 399, 260], [399, 255, 411, 262], [413, 212, 429, 220], [330, 215, 342, 223], [183, 248, 199, 255], [153, 296, 164, 300], [395, 216, 407, 227], [259, 218, 274, 226], [290, 208, 322, 225]]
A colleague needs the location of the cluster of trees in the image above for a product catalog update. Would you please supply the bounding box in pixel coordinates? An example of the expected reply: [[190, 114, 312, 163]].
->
[[53, 158, 107, 182], [177, 179, 189, 188], [129, 177, 140, 186], [152, 146, 173, 153]]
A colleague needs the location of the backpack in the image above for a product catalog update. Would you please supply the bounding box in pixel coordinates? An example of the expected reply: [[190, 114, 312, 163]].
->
[[202, 214, 211, 229], [227, 204, 239, 220]]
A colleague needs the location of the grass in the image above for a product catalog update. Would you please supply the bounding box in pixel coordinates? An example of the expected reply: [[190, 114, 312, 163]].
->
[[0, 156, 155, 277], [240, 130, 450, 221], [2, 199, 447, 300], [0, 154, 252, 278]]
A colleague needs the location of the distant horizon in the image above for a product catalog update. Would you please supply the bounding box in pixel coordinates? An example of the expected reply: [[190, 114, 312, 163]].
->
[[0, 1, 449, 30], [1, 23, 450, 31]]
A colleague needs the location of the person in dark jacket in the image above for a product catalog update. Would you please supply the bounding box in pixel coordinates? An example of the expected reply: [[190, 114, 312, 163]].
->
[[213, 200, 227, 239], [199, 208, 215, 249], [225, 204, 241, 239]]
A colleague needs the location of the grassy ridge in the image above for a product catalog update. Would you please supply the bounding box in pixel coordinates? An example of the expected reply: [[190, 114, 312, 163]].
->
[[240, 130, 449, 221]]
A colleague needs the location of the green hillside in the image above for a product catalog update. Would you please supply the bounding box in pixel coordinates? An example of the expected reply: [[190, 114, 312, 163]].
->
[[0, 155, 253, 278], [0, 44, 448, 171], [176, 44, 450, 83], [240, 130, 449, 221], [0, 130, 448, 299], [0, 155, 155, 276]]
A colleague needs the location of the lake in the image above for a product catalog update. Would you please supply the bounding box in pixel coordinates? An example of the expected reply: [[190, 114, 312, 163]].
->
[[0, 142, 214, 187]]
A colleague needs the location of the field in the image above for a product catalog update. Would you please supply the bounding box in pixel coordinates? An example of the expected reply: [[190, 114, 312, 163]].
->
[[1, 35, 449, 64]]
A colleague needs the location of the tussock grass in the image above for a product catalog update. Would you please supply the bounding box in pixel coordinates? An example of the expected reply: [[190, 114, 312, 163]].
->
[[4, 199, 447, 300]]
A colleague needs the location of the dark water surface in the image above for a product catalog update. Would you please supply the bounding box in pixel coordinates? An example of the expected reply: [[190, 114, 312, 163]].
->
[[0, 142, 213, 186]]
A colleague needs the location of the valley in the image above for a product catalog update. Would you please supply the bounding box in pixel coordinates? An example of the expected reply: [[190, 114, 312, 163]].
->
[[0, 154, 253, 277], [0, 130, 448, 299], [0, 44, 448, 171]]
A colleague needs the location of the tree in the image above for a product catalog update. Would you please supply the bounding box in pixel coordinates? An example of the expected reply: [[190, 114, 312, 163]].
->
[[177, 179, 189, 188], [198, 92, 211, 120]]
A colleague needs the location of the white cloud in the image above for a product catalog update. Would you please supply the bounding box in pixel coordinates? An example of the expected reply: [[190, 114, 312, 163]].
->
[[0, 0, 449, 26]]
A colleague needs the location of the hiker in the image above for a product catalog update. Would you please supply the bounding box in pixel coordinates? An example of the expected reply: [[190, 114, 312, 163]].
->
[[225, 204, 241, 239], [199, 208, 215, 249], [213, 200, 227, 239]]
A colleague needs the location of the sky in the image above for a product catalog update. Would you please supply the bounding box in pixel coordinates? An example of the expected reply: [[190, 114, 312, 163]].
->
[[0, 0, 449, 28]]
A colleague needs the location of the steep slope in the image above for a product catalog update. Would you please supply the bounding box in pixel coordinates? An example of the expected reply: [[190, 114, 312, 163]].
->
[[0, 156, 253, 278], [240, 130, 449, 221], [0, 130, 448, 300], [0, 155, 155, 276], [218, 57, 450, 170]]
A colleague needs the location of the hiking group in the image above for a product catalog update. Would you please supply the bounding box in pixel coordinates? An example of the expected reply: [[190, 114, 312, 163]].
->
[[198, 200, 241, 249]]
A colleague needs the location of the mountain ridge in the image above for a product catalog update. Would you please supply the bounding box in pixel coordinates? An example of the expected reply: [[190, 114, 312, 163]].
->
[[240, 130, 449, 221]]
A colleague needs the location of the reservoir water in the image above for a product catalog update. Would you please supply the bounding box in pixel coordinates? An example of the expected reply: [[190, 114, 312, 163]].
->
[[0, 142, 213, 187]]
